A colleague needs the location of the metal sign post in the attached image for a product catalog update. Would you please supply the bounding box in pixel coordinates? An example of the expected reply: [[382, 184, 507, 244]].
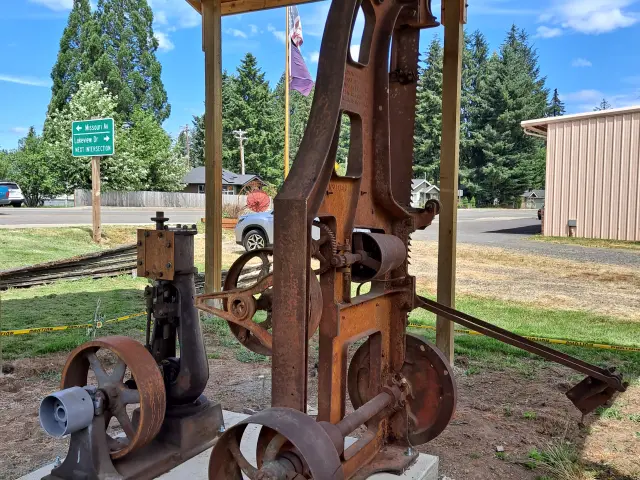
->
[[72, 118, 115, 243]]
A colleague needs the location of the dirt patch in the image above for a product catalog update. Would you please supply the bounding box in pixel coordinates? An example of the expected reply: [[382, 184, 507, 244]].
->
[[409, 241, 640, 321], [3, 341, 638, 480]]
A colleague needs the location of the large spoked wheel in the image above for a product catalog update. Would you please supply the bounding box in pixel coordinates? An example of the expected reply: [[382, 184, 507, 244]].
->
[[209, 408, 343, 479], [61, 336, 166, 459], [348, 334, 457, 445], [223, 249, 322, 356]]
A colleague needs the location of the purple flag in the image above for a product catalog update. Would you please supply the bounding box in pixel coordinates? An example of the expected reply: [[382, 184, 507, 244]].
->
[[290, 43, 314, 96]]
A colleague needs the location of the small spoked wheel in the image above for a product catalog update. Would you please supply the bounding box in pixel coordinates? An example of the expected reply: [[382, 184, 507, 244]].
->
[[223, 249, 322, 356], [61, 336, 166, 459]]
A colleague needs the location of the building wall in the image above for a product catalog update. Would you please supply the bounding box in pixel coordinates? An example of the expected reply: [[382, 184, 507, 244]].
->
[[544, 112, 640, 240], [184, 184, 200, 194]]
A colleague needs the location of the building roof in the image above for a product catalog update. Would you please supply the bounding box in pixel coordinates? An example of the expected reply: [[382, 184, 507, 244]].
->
[[182, 167, 263, 186], [411, 179, 440, 192], [522, 189, 545, 198], [521, 105, 640, 137]]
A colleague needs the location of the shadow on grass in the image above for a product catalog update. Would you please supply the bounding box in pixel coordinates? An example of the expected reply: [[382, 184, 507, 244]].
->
[[1, 288, 146, 360]]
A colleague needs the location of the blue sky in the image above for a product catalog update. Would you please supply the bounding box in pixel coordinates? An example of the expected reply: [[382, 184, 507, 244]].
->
[[1, 0, 640, 149]]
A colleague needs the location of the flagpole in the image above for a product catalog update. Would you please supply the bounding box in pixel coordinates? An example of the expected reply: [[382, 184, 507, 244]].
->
[[284, 6, 290, 179]]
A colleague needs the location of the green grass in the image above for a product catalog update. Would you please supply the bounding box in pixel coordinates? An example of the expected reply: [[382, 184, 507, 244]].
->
[[0, 276, 148, 360], [409, 293, 640, 379], [0, 226, 141, 269], [530, 235, 640, 251]]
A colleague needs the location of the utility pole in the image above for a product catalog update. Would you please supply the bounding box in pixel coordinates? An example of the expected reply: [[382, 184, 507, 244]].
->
[[183, 124, 191, 169], [233, 129, 248, 175]]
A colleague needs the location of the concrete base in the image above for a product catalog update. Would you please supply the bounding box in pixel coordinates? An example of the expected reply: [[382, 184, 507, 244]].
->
[[19, 411, 438, 480]]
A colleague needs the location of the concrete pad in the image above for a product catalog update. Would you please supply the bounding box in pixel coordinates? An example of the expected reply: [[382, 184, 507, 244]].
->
[[19, 411, 437, 480]]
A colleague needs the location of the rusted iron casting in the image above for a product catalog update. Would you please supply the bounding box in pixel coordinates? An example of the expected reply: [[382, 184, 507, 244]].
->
[[41, 214, 223, 480], [204, 0, 626, 476]]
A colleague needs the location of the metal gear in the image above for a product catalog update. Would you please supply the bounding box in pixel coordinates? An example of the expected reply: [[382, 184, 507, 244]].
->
[[311, 221, 337, 275]]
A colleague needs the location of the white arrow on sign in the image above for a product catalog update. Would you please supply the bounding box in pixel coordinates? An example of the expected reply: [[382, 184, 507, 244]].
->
[[104, 136, 110, 142], [76, 125, 82, 131]]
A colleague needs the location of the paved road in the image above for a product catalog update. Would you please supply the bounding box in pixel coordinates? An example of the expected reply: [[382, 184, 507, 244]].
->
[[1, 207, 637, 267], [413, 208, 639, 267], [0, 207, 204, 228]]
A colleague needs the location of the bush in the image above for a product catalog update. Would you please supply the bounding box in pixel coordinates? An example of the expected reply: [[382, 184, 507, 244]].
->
[[222, 201, 248, 219]]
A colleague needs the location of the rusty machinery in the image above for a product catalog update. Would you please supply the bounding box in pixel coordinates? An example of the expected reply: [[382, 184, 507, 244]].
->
[[38, 213, 223, 480], [196, 0, 627, 478]]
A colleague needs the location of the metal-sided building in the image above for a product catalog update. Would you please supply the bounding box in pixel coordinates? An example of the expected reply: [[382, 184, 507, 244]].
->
[[522, 106, 640, 241]]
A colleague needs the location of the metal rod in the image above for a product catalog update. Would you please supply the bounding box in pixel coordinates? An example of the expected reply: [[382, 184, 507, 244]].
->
[[416, 296, 624, 390], [335, 391, 394, 437]]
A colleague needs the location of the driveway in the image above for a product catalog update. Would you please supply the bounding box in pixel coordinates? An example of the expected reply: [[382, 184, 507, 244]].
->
[[413, 208, 640, 267]]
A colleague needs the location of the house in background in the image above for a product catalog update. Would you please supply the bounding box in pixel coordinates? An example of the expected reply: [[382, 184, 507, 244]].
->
[[411, 179, 440, 207], [521, 189, 545, 209], [182, 167, 265, 195]]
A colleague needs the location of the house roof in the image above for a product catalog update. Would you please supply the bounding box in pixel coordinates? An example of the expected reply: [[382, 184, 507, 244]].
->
[[522, 189, 545, 198], [521, 105, 640, 137], [411, 179, 440, 193], [182, 167, 263, 186]]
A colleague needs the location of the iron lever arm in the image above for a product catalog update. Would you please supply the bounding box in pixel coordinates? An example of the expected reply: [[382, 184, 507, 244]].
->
[[415, 295, 625, 392]]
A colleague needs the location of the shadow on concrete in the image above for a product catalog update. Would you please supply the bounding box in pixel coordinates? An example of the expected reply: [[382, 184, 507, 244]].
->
[[484, 224, 541, 235]]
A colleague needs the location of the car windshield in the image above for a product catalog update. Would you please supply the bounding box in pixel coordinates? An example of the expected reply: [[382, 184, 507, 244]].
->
[[0, 183, 18, 189]]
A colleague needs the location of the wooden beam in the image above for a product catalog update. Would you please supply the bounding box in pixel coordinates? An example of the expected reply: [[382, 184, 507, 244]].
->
[[186, 0, 201, 13], [187, 0, 322, 17], [202, 0, 223, 294], [436, 0, 464, 363]]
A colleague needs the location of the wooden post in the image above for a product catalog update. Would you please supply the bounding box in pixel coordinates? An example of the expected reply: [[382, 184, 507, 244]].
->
[[284, 6, 291, 179], [91, 156, 102, 243], [202, 0, 223, 293], [436, 0, 464, 363]]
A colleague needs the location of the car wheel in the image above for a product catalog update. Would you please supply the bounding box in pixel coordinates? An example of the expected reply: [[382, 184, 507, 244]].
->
[[243, 229, 266, 251], [11, 201, 22, 208]]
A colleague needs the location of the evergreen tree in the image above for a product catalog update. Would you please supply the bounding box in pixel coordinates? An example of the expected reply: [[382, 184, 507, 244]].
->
[[274, 73, 314, 170], [460, 30, 489, 191], [469, 26, 548, 204], [91, 0, 170, 122], [175, 128, 189, 160], [224, 54, 281, 183], [190, 113, 205, 167], [47, 0, 98, 116], [413, 37, 443, 184], [594, 98, 611, 111], [547, 88, 566, 117]]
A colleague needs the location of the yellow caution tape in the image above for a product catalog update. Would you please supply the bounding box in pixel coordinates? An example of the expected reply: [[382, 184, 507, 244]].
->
[[408, 323, 640, 353], [0, 312, 146, 337]]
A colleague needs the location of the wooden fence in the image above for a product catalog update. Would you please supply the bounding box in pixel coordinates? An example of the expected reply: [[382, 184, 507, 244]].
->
[[74, 189, 248, 208]]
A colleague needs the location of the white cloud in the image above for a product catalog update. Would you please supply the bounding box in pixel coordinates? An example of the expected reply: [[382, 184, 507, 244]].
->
[[249, 24, 259, 35], [155, 32, 174, 52], [561, 88, 640, 111], [148, 0, 200, 29], [572, 58, 593, 67], [538, 0, 638, 36], [350, 45, 360, 61], [226, 28, 248, 39], [27, 0, 72, 11], [535, 26, 563, 38], [309, 51, 320, 63], [10, 127, 29, 135], [267, 24, 286, 43], [0, 74, 50, 87], [155, 10, 168, 25]]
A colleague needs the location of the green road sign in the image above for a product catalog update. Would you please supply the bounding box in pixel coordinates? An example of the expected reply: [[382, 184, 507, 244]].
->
[[72, 118, 115, 157]]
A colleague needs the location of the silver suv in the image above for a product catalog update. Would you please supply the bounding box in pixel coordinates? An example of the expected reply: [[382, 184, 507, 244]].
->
[[235, 211, 274, 251]]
